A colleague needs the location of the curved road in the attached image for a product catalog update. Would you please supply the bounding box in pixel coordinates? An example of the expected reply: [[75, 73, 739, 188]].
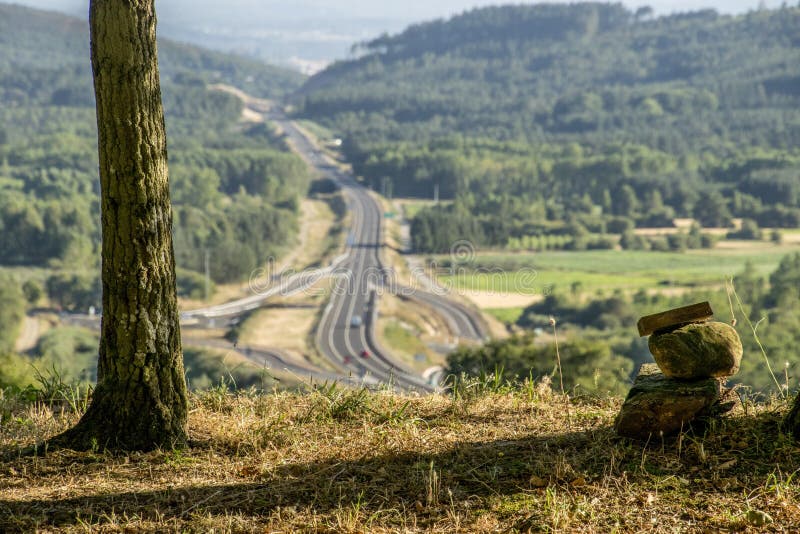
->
[[273, 113, 456, 392], [398, 288, 485, 343], [183, 337, 378, 389], [178, 100, 488, 392]]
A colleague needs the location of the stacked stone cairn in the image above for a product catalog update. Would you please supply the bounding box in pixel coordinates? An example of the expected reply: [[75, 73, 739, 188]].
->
[[615, 302, 743, 440]]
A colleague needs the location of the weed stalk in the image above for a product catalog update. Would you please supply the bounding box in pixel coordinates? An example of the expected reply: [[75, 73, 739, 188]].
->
[[550, 316, 571, 429], [726, 278, 784, 398]]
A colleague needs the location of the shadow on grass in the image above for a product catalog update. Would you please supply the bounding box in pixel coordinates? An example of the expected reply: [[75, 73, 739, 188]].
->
[[0, 410, 793, 530], [0, 428, 600, 529]]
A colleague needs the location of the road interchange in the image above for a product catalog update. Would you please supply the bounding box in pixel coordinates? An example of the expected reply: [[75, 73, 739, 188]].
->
[[183, 105, 488, 392]]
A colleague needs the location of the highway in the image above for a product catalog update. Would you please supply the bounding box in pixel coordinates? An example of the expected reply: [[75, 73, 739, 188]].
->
[[182, 337, 378, 389], [270, 111, 435, 392], [178, 96, 488, 392]]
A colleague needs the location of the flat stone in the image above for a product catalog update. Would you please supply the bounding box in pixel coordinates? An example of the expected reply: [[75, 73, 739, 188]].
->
[[637, 301, 714, 337], [648, 321, 742, 379], [614, 364, 731, 440]]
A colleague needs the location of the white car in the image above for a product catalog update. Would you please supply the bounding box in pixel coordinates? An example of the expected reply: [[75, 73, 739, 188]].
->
[[350, 315, 363, 327]]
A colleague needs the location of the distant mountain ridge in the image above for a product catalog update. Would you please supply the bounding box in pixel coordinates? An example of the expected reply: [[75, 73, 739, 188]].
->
[[293, 2, 800, 252], [0, 2, 305, 103], [5, 0, 793, 72], [297, 2, 799, 146]]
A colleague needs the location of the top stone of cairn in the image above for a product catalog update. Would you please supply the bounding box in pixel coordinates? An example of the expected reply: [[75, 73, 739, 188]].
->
[[637, 302, 743, 380], [637, 301, 714, 337], [649, 321, 743, 379]]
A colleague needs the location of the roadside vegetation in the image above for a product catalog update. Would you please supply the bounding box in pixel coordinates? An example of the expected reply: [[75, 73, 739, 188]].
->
[[235, 304, 328, 369], [375, 293, 455, 372]]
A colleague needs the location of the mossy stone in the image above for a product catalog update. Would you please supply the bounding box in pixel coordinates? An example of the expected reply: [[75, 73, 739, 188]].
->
[[648, 321, 742, 379], [615, 364, 730, 439]]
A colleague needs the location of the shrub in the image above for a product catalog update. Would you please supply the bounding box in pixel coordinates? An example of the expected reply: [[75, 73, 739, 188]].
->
[[177, 268, 213, 299], [727, 218, 763, 240], [46, 272, 100, 312], [0, 276, 25, 354]]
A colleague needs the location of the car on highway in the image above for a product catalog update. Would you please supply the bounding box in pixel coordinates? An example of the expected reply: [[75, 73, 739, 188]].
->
[[350, 315, 363, 327], [360, 349, 370, 358]]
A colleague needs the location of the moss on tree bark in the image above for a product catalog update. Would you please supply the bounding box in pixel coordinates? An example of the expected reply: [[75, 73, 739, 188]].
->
[[50, 0, 188, 451]]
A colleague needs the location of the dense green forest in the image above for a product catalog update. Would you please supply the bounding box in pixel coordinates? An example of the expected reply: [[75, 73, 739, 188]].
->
[[0, 3, 309, 289], [294, 3, 800, 251], [0, 4, 310, 388]]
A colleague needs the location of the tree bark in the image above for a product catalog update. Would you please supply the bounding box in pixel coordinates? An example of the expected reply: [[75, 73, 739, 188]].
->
[[52, 0, 188, 451]]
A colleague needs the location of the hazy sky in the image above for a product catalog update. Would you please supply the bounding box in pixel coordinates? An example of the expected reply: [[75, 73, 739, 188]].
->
[[9, 0, 789, 71], [9, 0, 790, 22]]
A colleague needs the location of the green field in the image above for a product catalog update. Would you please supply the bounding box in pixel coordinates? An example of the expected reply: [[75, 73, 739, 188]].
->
[[485, 307, 525, 324], [383, 320, 427, 357], [439, 269, 656, 295], [435, 244, 800, 296]]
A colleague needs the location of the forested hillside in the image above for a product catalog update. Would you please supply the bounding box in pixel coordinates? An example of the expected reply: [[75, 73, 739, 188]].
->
[[0, 3, 310, 385], [0, 3, 309, 294], [295, 3, 800, 252]]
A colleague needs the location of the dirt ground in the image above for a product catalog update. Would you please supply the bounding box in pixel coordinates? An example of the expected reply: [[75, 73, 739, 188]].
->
[[237, 306, 319, 359], [13, 315, 42, 353], [459, 290, 543, 310]]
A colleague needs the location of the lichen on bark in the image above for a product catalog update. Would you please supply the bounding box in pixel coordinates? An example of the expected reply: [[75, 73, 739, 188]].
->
[[49, 0, 188, 452]]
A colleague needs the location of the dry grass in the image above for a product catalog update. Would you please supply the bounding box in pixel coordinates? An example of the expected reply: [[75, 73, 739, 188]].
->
[[237, 304, 321, 361], [2, 383, 799, 533], [480, 309, 515, 340], [284, 198, 341, 272], [461, 291, 543, 310], [230, 277, 333, 371], [178, 280, 253, 311]]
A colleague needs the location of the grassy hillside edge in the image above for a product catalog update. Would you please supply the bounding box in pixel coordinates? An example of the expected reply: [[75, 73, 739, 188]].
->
[[1, 382, 798, 531]]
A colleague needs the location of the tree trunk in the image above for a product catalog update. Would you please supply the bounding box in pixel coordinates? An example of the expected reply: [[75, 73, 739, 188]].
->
[[52, 0, 188, 451]]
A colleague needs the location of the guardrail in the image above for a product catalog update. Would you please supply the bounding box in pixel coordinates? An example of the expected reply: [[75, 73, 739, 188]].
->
[[181, 252, 350, 322]]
